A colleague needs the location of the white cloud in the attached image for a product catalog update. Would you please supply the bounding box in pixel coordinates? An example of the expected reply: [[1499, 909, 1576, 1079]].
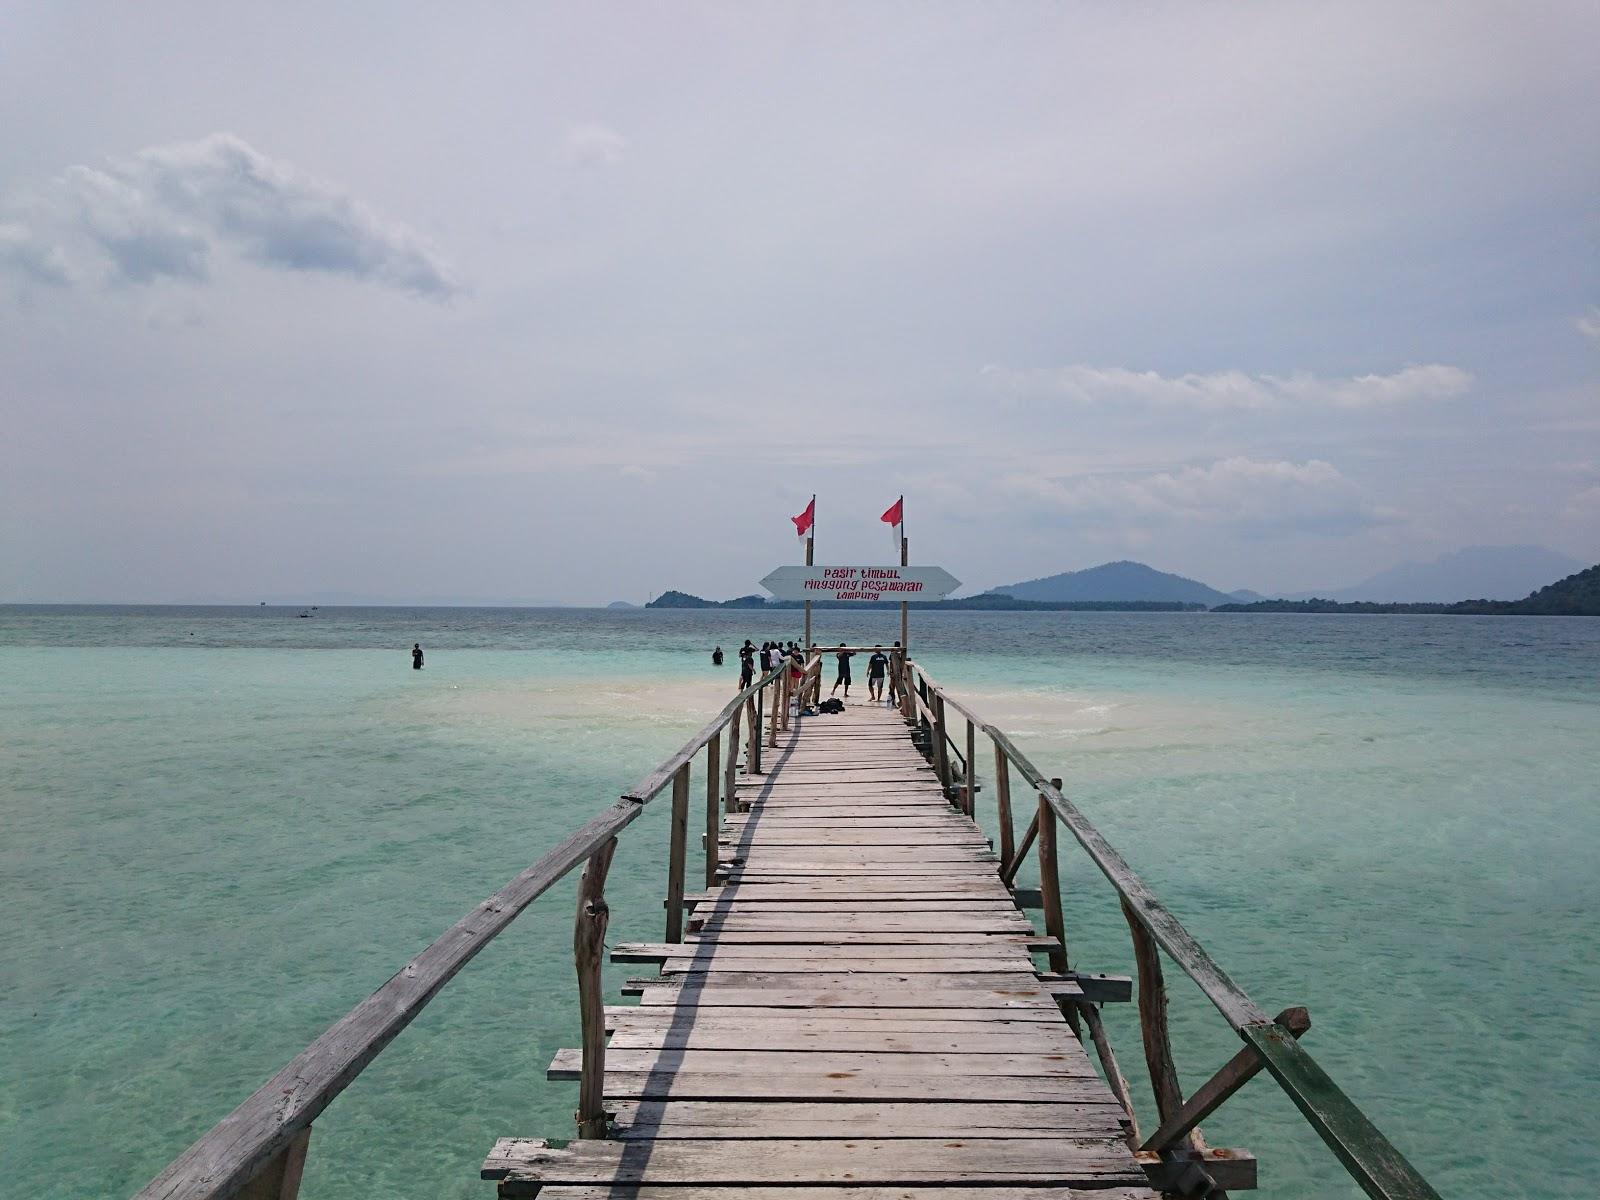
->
[[0, 221, 73, 286], [2, 133, 460, 297], [981, 363, 1472, 410], [1005, 456, 1393, 536], [563, 123, 628, 168], [1577, 307, 1600, 342]]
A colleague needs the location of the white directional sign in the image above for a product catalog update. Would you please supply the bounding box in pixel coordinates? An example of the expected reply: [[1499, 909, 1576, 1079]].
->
[[760, 565, 962, 603]]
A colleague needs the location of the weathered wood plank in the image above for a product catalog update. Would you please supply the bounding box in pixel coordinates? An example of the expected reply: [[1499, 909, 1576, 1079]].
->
[[549, 1047, 1101, 1079], [491, 1137, 1148, 1186], [527, 1189, 1155, 1200]]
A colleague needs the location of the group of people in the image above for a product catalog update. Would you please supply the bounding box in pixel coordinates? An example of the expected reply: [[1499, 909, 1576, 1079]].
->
[[711, 638, 904, 706]]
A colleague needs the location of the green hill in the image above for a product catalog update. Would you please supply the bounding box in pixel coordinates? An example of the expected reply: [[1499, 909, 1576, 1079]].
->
[[1213, 563, 1600, 615]]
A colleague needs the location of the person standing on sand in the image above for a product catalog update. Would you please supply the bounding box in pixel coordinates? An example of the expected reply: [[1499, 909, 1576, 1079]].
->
[[830, 642, 854, 698], [738, 641, 756, 690], [412, 643, 424, 670]]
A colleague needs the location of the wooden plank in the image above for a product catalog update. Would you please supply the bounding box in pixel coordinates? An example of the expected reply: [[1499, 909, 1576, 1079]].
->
[[549, 1047, 1101, 1079], [590, 1073, 1126, 1103], [604, 1011, 1081, 1030], [630, 987, 1069, 1010], [654, 957, 1036, 975], [607, 1099, 1128, 1139], [491, 1137, 1148, 1186], [690, 912, 1036, 931], [616, 942, 1042, 960], [604, 1025, 1090, 1054], [533, 1190, 1151, 1200]]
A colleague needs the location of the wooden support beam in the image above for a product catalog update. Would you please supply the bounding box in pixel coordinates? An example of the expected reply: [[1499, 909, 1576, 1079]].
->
[[574, 838, 617, 1139], [992, 738, 1014, 874], [665, 765, 691, 943], [748, 694, 761, 775], [723, 708, 741, 814], [1001, 811, 1040, 886], [933, 693, 951, 794], [1038, 778, 1079, 1037], [1123, 897, 1196, 1151], [1081, 1003, 1140, 1146], [234, 1127, 310, 1200], [704, 734, 721, 888], [1137, 1147, 1257, 1193], [964, 719, 977, 817], [1142, 1007, 1310, 1155]]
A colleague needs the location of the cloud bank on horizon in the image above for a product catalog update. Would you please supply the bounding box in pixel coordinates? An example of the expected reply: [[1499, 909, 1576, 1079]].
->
[[0, 3, 1595, 604]]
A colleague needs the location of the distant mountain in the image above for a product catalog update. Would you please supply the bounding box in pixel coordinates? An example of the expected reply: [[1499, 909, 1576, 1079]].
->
[[606, 600, 638, 609], [994, 561, 1236, 607], [1293, 545, 1583, 603], [646, 590, 716, 608], [645, 591, 774, 609], [1489, 562, 1600, 614], [1229, 589, 1269, 603], [1214, 561, 1600, 615]]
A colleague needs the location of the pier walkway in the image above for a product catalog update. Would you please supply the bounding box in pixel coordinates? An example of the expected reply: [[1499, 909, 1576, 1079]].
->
[[137, 653, 1439, 1200], [486, 699, 1153, 1196]]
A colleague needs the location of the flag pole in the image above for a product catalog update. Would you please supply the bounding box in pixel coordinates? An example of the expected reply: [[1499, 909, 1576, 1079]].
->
[[803, 494, 815, 651], [898, 495, 909, 653]]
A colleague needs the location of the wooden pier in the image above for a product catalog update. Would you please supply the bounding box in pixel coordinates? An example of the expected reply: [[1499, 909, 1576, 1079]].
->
[[137, 652, 1440, 1200], [489, 699, 1155, 1196]]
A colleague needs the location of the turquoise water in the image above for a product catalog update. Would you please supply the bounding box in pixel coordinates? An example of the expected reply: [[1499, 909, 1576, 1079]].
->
[[2, 606, 1597, 1198]]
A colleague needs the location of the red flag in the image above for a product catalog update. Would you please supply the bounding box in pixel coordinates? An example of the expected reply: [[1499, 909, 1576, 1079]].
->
[[792, 496, 815, 539], [880, 496, 903, 527]]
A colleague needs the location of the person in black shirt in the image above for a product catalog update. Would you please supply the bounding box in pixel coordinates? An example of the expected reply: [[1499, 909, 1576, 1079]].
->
[[712, 646, 724, 666], [411, 643, 424, 670], [830, 642, 854, 698], [738, 641, 756, 690], [867, 646, 889, 701]]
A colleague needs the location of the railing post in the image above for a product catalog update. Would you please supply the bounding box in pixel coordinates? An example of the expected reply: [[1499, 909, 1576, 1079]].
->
[[704, 733, 721, 887], [665, 764, 691, 943], [723, 706, 741, 813], [964, 718, 977, 817], [1038, 778, 1080, 1037], [992, 738, 1015, 875], [574, 837, 617, 1139], [749, 693, 762, 775], [1123, 898, 1198, 1151], [933, 692, 951, 796], [236, 1127, 311, 1200], [768, 676, 780, 748]]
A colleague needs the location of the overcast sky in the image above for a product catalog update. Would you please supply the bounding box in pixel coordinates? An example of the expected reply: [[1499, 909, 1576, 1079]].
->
[[2, 2, 1596, 603]]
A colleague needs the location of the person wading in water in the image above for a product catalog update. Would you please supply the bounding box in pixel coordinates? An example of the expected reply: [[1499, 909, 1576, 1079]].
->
[[411, 643, 424, 670]]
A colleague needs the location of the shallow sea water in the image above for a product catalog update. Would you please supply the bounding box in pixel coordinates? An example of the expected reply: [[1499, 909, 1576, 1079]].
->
[[2, 606, 1597, 1199]]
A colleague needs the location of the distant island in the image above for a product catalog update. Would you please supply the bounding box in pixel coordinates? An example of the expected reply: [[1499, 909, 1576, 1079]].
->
[[1213, 564, 1600, 616], [993, 560, 1237, 607]]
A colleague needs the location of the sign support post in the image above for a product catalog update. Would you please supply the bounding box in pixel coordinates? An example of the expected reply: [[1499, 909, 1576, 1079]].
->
[[803, 534, 813, 650], [900, 532, 909, 653]]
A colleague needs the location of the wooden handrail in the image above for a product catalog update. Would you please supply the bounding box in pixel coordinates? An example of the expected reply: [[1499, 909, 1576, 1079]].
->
[[137, 663, 787, 1200], [902, 659, 1442, 1200]]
